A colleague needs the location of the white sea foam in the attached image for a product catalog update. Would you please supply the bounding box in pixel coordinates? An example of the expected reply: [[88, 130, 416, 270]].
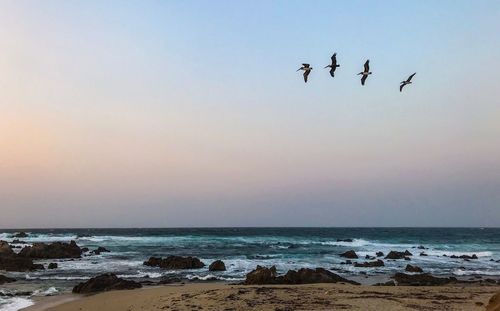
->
[[0, 297, 34, 311], [452, 269, 500, 276], [33, 287, 59, 296], [185, 274, 244, 281], [426, 250, 493, 258]]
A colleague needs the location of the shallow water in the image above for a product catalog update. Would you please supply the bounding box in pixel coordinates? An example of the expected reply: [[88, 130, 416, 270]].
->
[[1, 227, 499, 310]]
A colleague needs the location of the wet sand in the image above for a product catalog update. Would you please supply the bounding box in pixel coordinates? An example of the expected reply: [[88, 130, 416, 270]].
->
[[23, 283, 500, 311]]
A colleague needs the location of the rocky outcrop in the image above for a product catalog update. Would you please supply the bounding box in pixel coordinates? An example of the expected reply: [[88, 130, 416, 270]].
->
[[340, 250, 358, 259], [392, 273, 457, 286], [72, 273, 142, 293], [0, 275, 16, 285], [405, 264, 423, 273], [385, 250, 412, 260], [0, 256, 44, 272], [91, 247, 110, 255], [419, 252, 428, 256], [143, 256, 205, 269], [243, 266, 359, 285], [486, 291, 500, 311], [19, 241, 82, 259], [374, 280, 396, 286], [208, 260, 226, 271], [450, 254, 478, 260], [354, 259, 384, 267], [12, 232, 28, 238], [48, 262, 58, 269], [376, 251, 384, 257], [0, 241, 15, 256]]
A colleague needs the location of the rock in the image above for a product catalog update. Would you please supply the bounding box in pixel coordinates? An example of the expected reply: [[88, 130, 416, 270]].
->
[[374, 280, 395, 286], [243, 266, 359, 285], [0, 256, 44, 272], [208, 260, 226, 271], [282, 268, 359, 285], [385, 250, 412, 260], [450, 254, 478, 260], [419, 252, 428, 256], [11, 239, 27, 244], [244, 265, 278, 284], [486, 291, 500, 311], [392, 273, 457, 286], [143, 256, 205, 269], [340, 250, 358, 259], [81, 247, 89, 252], [336, 239, 353, 243], [0, 241, 15, 256], [340, 260, 352, 265], [48, 262, 58, 269], [91, 247, 110, 255], [365, 255, 375, 260], [404, 257, 411, 261], [417, 245, 427, 250], [405, 264, 423, 273], [158, 276, 183, 284], [0, 275, 16, 285], [19, 241, 82, 259], [12, 232, 28, 238], [72, 273, 142, 293], [376, 251, 384, 257], [354, 259, 384, 268]]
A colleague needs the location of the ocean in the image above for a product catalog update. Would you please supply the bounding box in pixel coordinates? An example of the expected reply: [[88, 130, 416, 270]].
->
[[1, 227, 499, 310]]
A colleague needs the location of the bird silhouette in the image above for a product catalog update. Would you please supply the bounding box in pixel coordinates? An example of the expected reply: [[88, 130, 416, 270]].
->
[[324, 53, 340, 77], [297, 63, 313, 83], [400, 73, 416, 92], [357, 60, 372, 85]]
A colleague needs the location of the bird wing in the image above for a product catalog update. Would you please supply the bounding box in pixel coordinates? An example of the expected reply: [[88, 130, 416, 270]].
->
[[329, 67, 335, 77], [331, 53, 337, 65], [361, 74, 367, 85], [364, 60, 370, 72], [303, 70, 310, 83], [407, 72, 416, 82], [302, 63, 310, 68], [400, 84, 405, 92]]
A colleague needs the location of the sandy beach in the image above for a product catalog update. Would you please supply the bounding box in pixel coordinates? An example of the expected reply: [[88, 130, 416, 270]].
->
[[23, 283, 500, 311]]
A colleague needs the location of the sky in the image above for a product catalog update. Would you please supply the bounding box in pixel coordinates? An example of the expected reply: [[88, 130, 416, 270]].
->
[[0, 0, 499, 228]]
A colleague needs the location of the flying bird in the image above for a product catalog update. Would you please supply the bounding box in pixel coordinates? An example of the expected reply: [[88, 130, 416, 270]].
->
[[400, 73, 416, 92], [357, 60, 372, 85], [324, 53, 340, 77], [297, 63, 312, 83]]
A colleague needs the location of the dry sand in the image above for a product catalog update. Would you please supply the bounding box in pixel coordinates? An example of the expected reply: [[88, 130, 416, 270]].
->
[[23, 283, 500, 311]]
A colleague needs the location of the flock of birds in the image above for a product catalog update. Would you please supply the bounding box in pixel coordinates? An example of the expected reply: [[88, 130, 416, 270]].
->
[[297, 53, 416, 92]]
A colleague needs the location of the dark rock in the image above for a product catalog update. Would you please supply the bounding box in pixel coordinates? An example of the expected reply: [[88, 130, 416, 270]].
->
[[365, 255, 375, 260], [405, 264, 423, 273], [158, 276, 183, 284], [420, 252, 428, 256], [208, 260, 226, 271], [91, 247, 110, 255], [0, 275, 16, 284], [385, 250, 412, 260], [404, 257, 411, 261], [340, 250, 358, 259], [11, 239, 27, 244], [0, 256, 44, 272], [336, 239, 353, 243], [374, 280, 395, 286], [0, 241, 15, 256], [243, 266, 359, 285], [81, 247, 89, 252], [48, 262, 58, 269], [143, 256, 205, 269], [393, 273, 457, 286], [354, 259, 384, 268], [19, 241, 82, 259], [72, 273, 142, 293], [376, 251, 384, 257], [450, 254, 478, 260], [417, 245, 427, 250], [340, 260, 352, 265], [12, 232, 28, 238]]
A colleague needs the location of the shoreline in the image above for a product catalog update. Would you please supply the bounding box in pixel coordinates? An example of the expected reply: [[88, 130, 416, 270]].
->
[[21, 283, 500, 311]]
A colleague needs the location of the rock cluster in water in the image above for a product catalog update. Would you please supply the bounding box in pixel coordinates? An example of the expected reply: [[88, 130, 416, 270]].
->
[[72, 273, 142, 293], [144, 256, 205, 269], [244, 266, 359, 285]]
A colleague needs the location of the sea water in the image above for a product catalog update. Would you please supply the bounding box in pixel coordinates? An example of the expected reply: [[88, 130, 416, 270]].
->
[[1, 227, 499, 310]]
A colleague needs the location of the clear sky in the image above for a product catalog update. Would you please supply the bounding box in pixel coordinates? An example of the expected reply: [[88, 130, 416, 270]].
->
[[0, 1, 499, 228]]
